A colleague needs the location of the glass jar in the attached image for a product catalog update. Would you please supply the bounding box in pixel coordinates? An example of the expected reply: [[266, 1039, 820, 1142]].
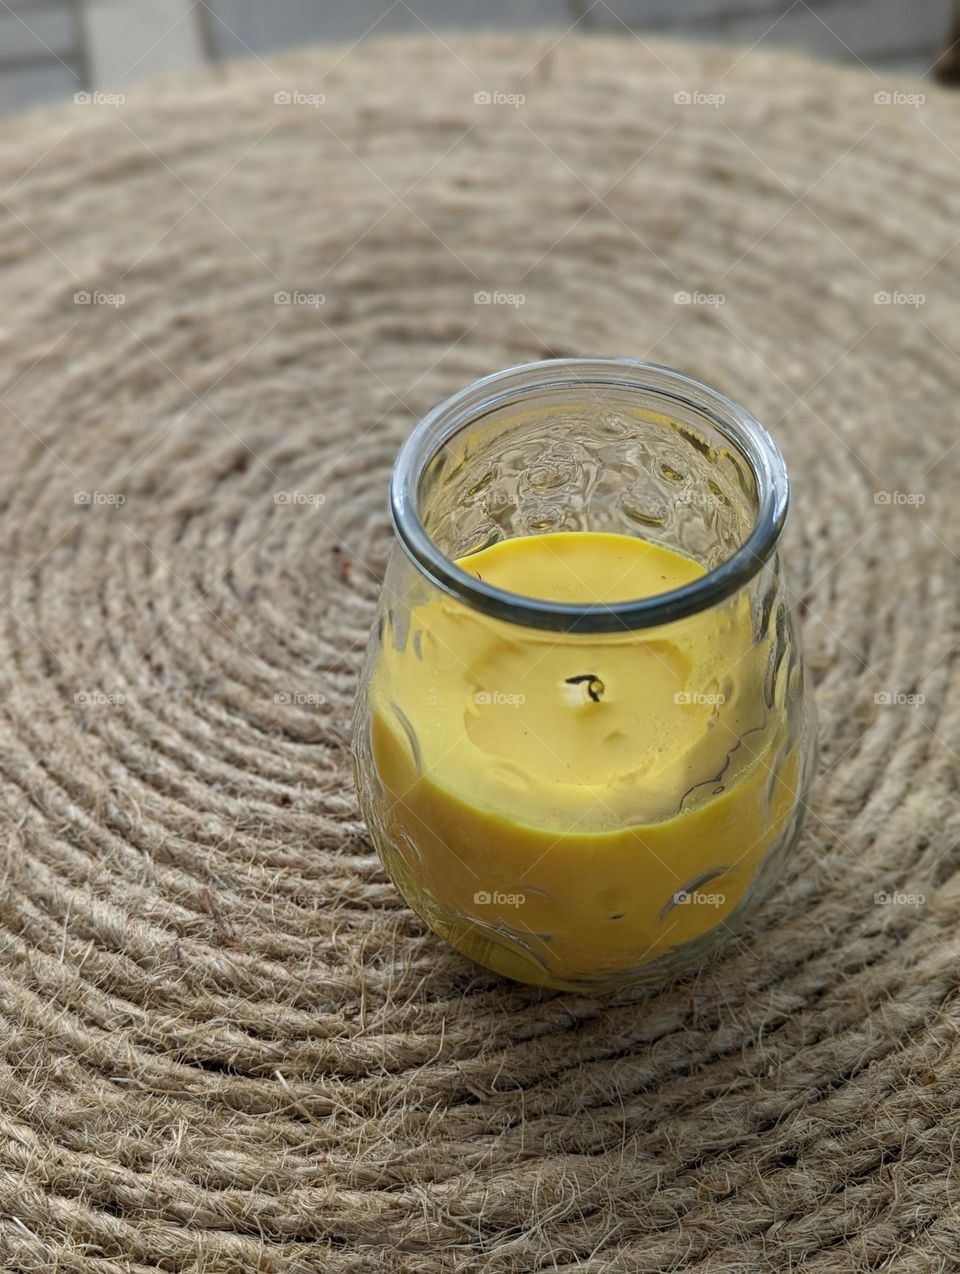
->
[[353, 359, 817, 992]]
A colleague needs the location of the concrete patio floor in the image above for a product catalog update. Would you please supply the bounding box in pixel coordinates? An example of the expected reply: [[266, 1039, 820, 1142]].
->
[[0, 0, 953, 113]]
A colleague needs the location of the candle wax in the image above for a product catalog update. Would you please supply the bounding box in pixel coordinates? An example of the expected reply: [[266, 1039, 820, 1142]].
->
[[369, 531, 797, 987]]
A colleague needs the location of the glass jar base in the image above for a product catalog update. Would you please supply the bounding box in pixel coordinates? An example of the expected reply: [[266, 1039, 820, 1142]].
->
[[369, 801, 808, 994]]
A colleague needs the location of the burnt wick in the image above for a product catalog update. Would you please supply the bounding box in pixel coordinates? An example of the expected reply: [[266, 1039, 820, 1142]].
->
[[565, 673, 605, 703]]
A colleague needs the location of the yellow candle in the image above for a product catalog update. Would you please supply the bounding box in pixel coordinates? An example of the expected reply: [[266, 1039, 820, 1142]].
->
[[369, 531, 798, 988]]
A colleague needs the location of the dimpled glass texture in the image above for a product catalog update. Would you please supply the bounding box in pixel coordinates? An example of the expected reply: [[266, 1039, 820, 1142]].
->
[[352, 360, 817, 992]]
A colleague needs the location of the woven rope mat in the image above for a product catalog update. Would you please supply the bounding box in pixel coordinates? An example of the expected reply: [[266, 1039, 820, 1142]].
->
[[1, 32, 958, 1274]]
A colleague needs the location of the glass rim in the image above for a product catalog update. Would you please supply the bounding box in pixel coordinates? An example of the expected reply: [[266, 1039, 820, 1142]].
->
[[390, 357, 789, 634]]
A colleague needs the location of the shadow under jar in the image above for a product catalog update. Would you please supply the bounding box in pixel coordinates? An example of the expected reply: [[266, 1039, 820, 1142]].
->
[[353, 359, 817, 992]]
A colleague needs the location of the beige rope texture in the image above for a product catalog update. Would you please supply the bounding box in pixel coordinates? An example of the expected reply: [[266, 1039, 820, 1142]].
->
[[0, 32, 958, 1274]]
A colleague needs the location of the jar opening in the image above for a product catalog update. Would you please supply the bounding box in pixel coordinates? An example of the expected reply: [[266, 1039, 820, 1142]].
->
[[390, 358, 789, 633]]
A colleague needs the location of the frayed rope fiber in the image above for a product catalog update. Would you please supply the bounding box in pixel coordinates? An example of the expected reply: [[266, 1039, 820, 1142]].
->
[[1, 33, 959, 1274]]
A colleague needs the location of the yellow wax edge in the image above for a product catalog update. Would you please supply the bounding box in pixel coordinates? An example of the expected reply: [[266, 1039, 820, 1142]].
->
[[369, 531, 796, 985]]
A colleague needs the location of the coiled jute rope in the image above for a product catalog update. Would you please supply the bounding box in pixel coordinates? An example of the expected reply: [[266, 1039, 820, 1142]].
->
[[1, 33, 959, 1272]]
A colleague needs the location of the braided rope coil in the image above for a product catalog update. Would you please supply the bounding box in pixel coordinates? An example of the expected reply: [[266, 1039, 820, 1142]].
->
[[0, 34, 958, 1273]]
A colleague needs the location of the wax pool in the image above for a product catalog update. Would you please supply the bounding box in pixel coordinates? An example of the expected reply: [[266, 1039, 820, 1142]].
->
[[369, 531, 797, 988]]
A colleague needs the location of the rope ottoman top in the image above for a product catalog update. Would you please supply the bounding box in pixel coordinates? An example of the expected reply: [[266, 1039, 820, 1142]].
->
[[1, 32, 958, 1273]]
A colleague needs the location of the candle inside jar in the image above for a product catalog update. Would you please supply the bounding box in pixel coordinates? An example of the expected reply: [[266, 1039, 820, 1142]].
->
[[370, 530, 798, 987]]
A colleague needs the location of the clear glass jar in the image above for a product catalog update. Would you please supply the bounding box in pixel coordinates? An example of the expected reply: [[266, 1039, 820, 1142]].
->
[[353, 359, 817, 992]]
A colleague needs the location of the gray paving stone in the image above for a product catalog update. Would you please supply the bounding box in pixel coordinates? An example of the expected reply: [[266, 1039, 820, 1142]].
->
[[585, 0, 788, 24], [587, 0, 953, 66], [204, 0, 570, 60], [82, 0, 205, 89], [0, 3, 78, 62], [0, 60, 81, 111], [2, 0, 952, 114]]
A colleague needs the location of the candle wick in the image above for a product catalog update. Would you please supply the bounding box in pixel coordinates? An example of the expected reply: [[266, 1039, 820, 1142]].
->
[[565, 673, 605, 703]]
